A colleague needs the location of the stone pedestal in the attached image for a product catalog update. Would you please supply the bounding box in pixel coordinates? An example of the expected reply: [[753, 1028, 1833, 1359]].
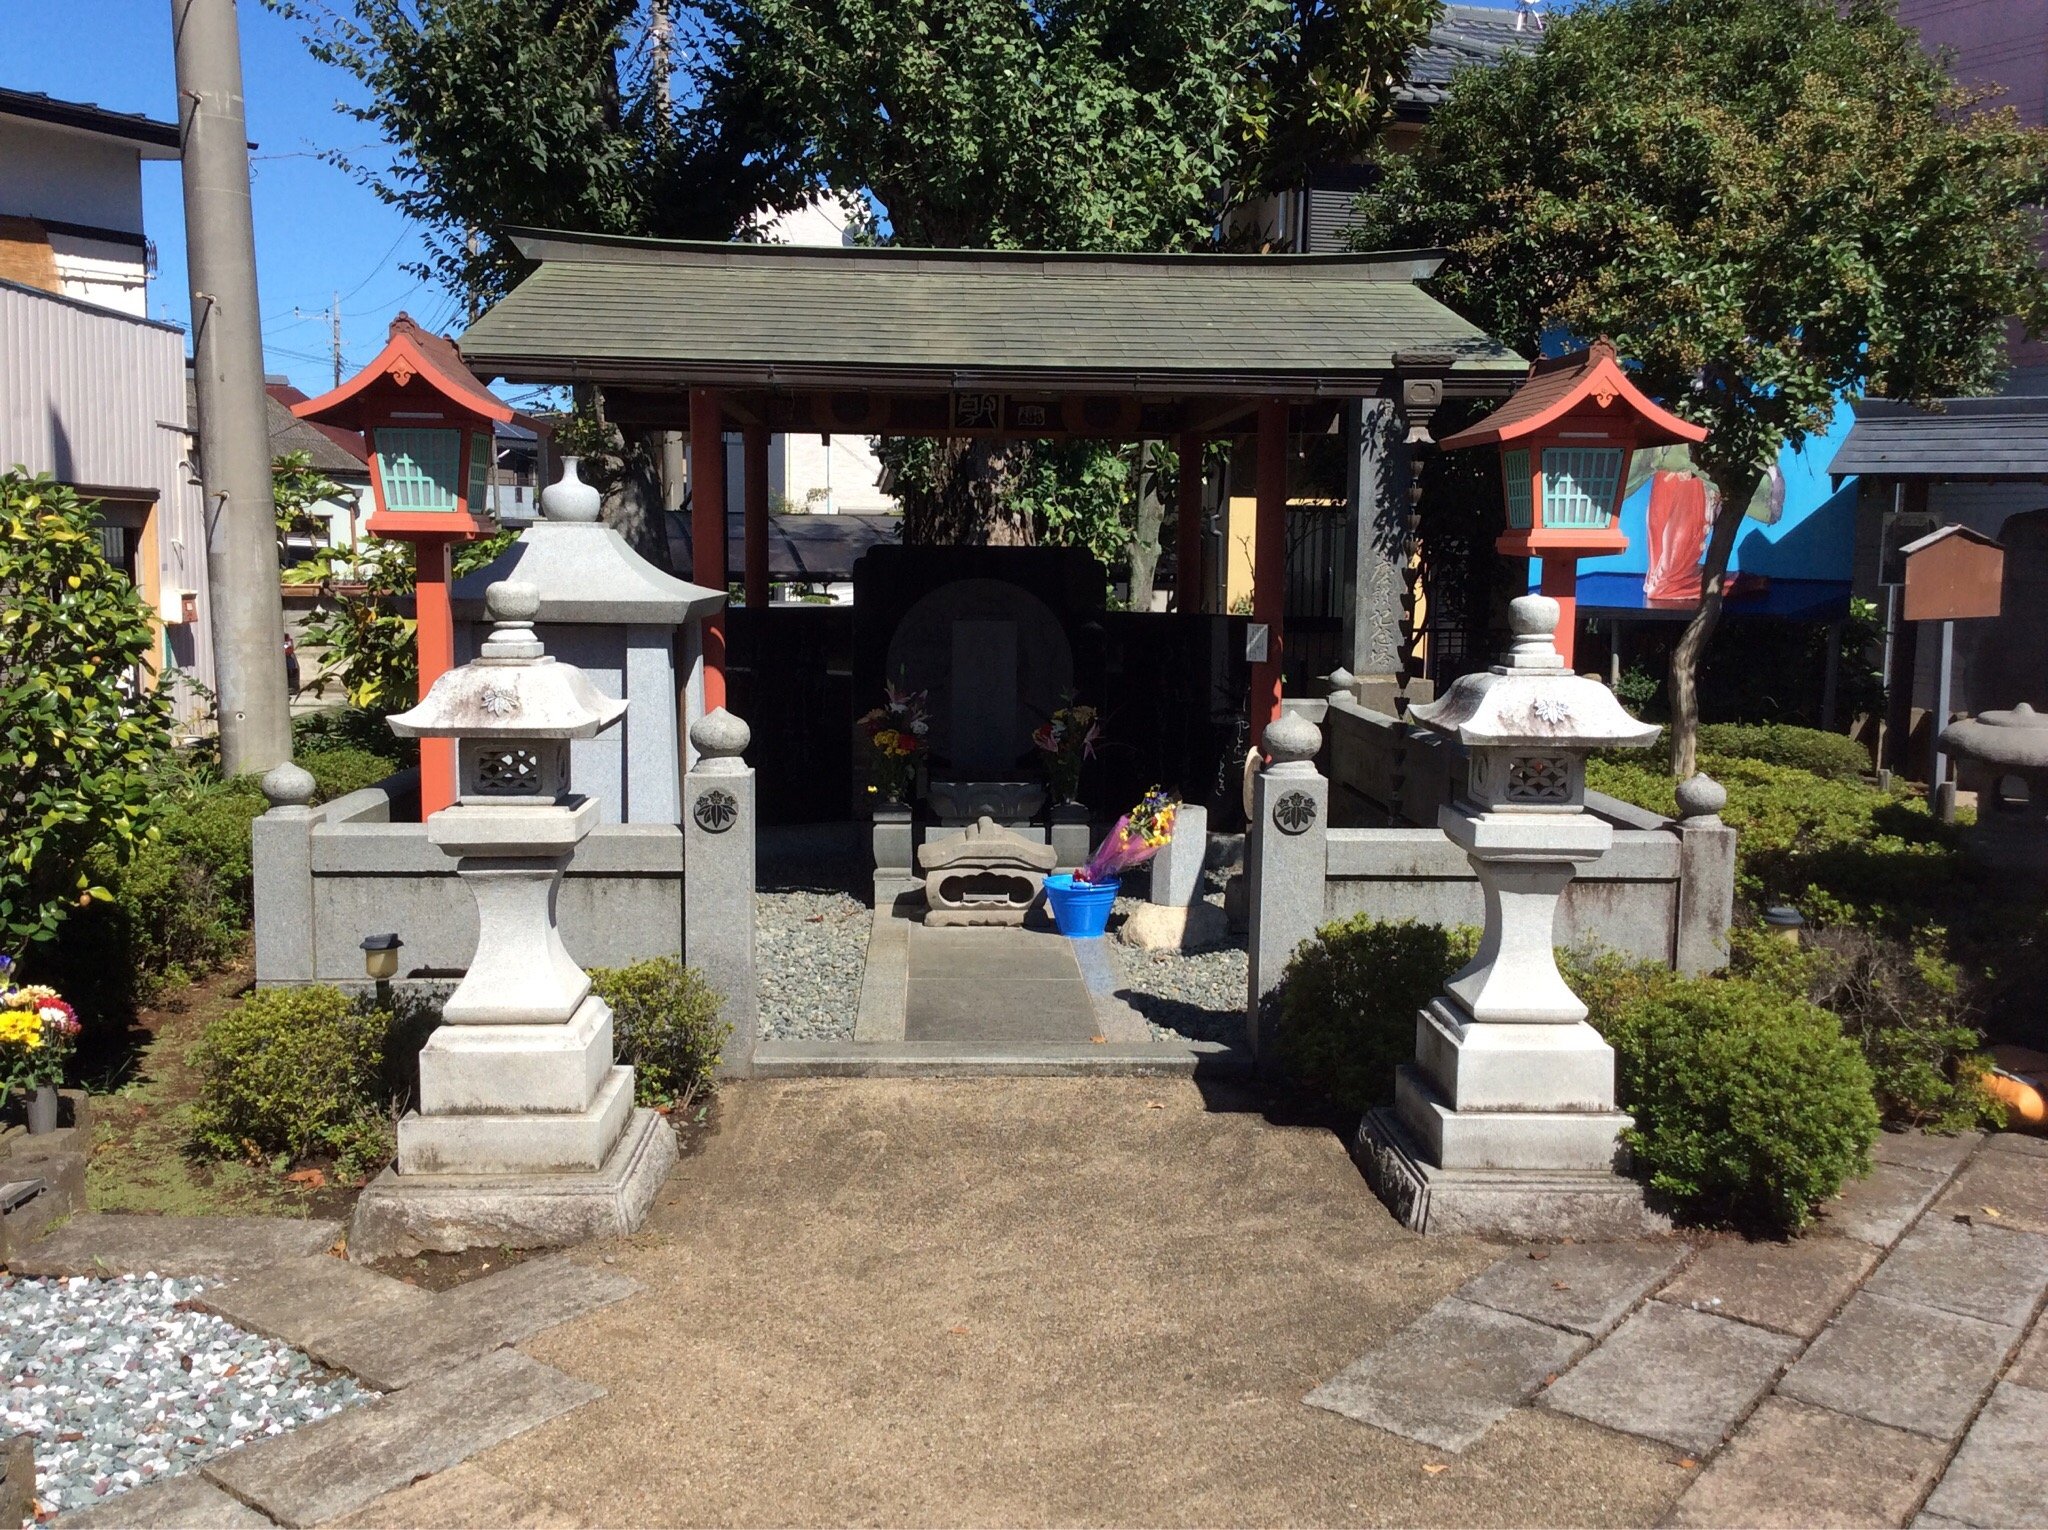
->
[[918, 816, 1057, 926], [1050, 802, 1092, 870]]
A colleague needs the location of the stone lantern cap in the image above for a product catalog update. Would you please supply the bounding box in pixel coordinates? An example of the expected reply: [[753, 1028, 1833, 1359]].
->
[[1412, 595, 1658, 751], [1941, 703, 2048, 775], [389, 580, 628, 741]]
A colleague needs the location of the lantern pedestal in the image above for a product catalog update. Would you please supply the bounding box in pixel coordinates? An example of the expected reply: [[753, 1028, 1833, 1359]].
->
[[1359, 594, 1669, 1239]]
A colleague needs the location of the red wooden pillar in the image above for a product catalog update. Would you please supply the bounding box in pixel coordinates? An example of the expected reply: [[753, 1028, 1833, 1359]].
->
[[689, 387, 728, 711], [1251, 400, 1287, 747], [1540, 556, 1580, 670], [1175, 430, 1204, 613], [743, 423, 770, 610], [414, 534, 459, 815]]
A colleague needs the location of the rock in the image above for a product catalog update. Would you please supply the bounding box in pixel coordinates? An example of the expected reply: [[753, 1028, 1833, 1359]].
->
[[1115, 901, 1231, 953]]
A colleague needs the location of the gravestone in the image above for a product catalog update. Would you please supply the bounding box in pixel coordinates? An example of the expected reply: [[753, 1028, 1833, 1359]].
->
[[887, 578, 1072, 778]]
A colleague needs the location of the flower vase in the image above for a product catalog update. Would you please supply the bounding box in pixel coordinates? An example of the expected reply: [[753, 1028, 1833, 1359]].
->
[[26, 1084, 59, 1135]]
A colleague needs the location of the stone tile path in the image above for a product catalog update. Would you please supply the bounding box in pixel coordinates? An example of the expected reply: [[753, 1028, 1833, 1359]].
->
[[903, 925, 1100, 1044], [1309, 1131, 2048, 1528], [38, 1219, 639, 1529]]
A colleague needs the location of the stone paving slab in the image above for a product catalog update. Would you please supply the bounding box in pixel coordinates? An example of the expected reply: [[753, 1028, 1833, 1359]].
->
[[1304, 1297, 1589, 1453], [1871, 1128, 1983, 1176], [1537, 1301, 1799, 1455], [10, 1214, 342, 1278], [329, 1460, 586, 1528], [1656, 1235, 1876, 1340], [1665, 1395, 1950, 1529], [1455, 1241, 1688, 1339], [1861, 1218, 2048, 1328], [59, 1474, 276, 1528], [1779, 1291, 2017, 1439], [196, 1257, 435, 1350], [1982, 1130, 2048, 1160], [1911, 1514, 1971, 1529], [2005, 1317, 2048, 1391], [311, 1254, 639, 1391], [203, 1348, 602, 1528], [1921, 1382, 2048, 1528], [1932, 1148, 2048, 1236], [1811, 1163, 1947, 1247]]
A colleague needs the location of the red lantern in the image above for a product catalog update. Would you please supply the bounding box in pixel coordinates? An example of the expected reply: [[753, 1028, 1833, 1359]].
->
[[1440, 339, 1708, 668], [293, 315, 512, 813]]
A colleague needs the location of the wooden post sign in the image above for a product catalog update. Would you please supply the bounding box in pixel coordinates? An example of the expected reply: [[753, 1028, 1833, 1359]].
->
[[1900, 524, 2004, 820]]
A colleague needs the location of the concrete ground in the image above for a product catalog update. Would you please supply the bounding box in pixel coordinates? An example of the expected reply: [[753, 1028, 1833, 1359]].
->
[[474, 1078, 1691, 1527]]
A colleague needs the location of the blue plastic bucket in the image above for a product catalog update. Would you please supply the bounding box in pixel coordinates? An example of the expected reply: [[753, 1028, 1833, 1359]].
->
[[1043, 872, 1120, 938]]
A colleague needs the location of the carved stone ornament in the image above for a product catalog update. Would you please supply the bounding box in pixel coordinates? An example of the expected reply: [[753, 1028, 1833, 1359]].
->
[[693, 787, 739, 834], [1273, 790, 1319, 836]]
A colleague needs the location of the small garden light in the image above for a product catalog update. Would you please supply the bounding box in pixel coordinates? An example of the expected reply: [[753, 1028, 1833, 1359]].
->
[[360, 932, 403, 982], [1762, 906, 1806, 946]]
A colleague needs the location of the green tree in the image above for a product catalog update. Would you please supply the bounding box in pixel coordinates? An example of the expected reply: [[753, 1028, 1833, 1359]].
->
[[272, 448, 344, 546], [1351, 0, 2048, 777], [0, 472, 179, 959]]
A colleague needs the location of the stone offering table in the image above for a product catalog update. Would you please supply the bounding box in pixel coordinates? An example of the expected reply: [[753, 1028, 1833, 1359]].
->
[[918, 816, 1057, 927]]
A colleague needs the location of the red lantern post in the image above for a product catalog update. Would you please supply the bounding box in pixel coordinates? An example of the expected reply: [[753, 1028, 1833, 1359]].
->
[[292, 315, 510, 813], [1440, 339, 1708, 669]]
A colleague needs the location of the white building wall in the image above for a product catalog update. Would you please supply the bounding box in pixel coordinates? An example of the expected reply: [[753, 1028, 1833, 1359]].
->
[[0, 281, 214, 716], [0, 120, 148, 236]]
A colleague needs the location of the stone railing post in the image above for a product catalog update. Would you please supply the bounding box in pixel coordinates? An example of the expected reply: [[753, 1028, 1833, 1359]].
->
[[1245, 709, 1328, 1070], [685, 707, 758, 1078], [1673, 773, 1736, 974], [252, 761, 320, 985]]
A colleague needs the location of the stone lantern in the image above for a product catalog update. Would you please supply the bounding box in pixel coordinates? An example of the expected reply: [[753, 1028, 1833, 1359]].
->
[[1361, 594, 1664, 1238], [348, 579, 677, 1258]]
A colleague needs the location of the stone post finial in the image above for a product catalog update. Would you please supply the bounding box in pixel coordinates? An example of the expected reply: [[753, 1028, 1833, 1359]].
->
[[1263, 709, 1322, 768], [259, 759, 317, 809], [480, 580, 545, 661], [689, 706, 751, 774], [1675, 772, 1727, 823], [1323, 666, 1357, 701], [1501, 594, 1566, 671], [539, 456, 603, 523]]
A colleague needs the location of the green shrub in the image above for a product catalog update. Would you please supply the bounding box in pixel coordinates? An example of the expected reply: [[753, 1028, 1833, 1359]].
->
[[191, 985, 395, 1176], [293, 707, 413, 768], [302, 747, 402, 801], [587, 957, 730, 1107], [1599, 975, 1879, 1232], [1277, 916, 1478, 1114], [1695, 724, 1870, 781]]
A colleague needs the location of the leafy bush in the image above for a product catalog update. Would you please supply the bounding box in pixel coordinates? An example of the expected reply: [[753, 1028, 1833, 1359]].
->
[[1695, 723, 1869, 781], [191, 985, 395, 1176], [1599, 974, 1879, 1232], [0, 471, 180, 955], [1278, 916, 1478, 1114], [302, 747, 403, 801], [587, 958, 730, 1107], [293, 707, 413, 768]]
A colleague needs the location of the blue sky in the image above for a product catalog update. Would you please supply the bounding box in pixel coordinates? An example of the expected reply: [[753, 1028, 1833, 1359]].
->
[[3, 0, 1538, 397]]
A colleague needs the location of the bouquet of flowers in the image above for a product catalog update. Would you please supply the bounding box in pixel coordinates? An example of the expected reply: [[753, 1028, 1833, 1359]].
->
[[1076, 788, 1179, 885], [858, 681, 931, 802], [1031, 701, 1101, 803], [0, 956, 81, 1107]]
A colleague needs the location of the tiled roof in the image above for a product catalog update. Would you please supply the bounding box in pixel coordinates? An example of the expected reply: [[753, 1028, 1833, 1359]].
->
[[671, 510, 902, 584], [1396, 3, 1543, 111], [1830, 397, 2048, 479], [266, 383, 370, 472]]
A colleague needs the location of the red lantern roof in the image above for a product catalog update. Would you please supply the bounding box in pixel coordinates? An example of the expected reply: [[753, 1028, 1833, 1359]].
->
[[1439, 338, 1707, 451], [291, 313, 514, 431]]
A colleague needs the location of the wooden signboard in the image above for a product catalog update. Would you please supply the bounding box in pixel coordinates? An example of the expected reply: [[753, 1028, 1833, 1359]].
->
[[1902, 524, 2004, 623]]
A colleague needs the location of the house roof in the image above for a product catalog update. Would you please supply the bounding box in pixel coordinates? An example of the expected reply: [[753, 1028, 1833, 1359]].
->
[[0, 87, 180, 158], [460, 231, 1523, 398], [1395, 3, 1543, 114], [1438, 338, 1707, 451], [1830, 397, 2048, 480], [266, 383, 370, 472], [670, 510, 902, 585]]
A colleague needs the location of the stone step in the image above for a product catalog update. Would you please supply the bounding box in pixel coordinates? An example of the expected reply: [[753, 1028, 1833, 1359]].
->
[[1778, 1291, 2018, 1440], [9, 1214, 343, 1278], [1654, 1234, 1876, 1341], [1810, 1162, 1946, 1247], [1455, 1240, 1689, 1340], [195, 1257, 435, 1351], [1920, 1382, 2048, 1528], [750, 1038, 1227, 1078], [1666, 1396, 1949, 1529], [327, 1460, 585, 1528], [202, 1348, 601, 1529], [59, 1473, 276, 1528], [1861, 1218, 2048, 1329], [310, 1254, 639, 1391]]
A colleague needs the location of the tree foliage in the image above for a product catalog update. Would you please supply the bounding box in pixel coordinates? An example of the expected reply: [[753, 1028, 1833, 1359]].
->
[[1350, 0, 2048, 775], [0, 472, 179, 958], [272, 449, 345, 545]]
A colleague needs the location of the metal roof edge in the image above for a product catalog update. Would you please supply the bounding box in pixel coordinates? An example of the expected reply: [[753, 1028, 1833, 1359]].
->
[[0, 275, 186, 335], [503, 227, 1448, 278]]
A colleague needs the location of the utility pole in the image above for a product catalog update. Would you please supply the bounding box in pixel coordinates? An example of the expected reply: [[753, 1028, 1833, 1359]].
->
[[172, 0, 291, 775], [330, 289, 342, 390]]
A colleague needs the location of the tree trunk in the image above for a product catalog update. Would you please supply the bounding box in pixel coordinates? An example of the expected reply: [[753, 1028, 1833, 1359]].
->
[[1668, 466, 1765, 778], [1127, 442, 1163, 611], [899, 438, 1035, 546], [603, 427, 676, 571]]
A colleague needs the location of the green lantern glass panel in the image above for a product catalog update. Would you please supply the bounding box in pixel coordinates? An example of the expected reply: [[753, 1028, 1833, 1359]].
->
[[1541, 446, 1624, 530], [375, 428, 462, 513], [466, 432, 491, 514], [1502, 448, 1533, 528]]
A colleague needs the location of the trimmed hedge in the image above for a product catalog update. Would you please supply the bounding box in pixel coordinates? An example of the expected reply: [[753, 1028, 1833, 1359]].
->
[[1695, 723, 1870, 781], [588, 957, 730, 1107]]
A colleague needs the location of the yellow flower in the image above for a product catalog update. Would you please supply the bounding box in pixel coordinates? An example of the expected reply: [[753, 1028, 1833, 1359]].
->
[[0, 1009, 44, 1048]]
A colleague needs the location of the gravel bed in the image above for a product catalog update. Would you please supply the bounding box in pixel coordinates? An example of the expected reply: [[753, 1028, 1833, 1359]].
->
[[1108, 887, 1248, 1049], [2, 1273, 370, 1519], [757, 887, 869, 1040]]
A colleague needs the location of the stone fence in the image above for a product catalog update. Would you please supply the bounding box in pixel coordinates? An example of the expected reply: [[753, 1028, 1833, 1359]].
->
[[251, 731, 760, 1076], [1245, 704, 1735, 1062]]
